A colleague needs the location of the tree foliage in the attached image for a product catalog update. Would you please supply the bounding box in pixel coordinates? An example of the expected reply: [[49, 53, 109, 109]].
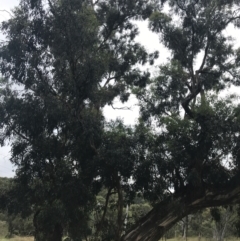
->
[[1, 0, 240, 241], [0, 0, 155, 240], [134, 0, 240, 193]]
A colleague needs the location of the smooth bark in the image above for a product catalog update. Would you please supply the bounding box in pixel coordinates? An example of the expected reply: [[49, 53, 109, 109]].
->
[[213, 207, 232, 241], [122, 186, 240, 241]]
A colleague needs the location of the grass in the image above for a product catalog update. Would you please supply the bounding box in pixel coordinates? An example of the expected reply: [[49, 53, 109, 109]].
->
[[0, 221, 33, 241], [164, 238, 239, 241], [0, 237, 34, 241], [0, 235, 239, 241], [0, 234, 238, 241], [0, 221, 7, 239], [0, 225, 239, 241]]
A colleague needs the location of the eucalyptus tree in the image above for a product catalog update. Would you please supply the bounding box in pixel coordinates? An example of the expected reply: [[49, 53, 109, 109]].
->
[[0, 0, 156, 240], [122, 0, 240, 240], [2, 0, 240, 241]]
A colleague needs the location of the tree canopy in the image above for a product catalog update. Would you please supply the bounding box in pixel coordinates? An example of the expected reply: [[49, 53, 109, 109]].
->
[[1, 0, 240, 241]]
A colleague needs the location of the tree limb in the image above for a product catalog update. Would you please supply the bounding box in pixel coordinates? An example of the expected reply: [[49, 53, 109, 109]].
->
[[122, 185, 240, 241], [0, 10, 13, 17]]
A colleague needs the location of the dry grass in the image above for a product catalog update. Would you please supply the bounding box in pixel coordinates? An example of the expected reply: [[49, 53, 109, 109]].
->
[[0, 235, 238, 241], [0, 237, 34, 241], [165, 238, 239, 241], [0, 221, 33, 241]]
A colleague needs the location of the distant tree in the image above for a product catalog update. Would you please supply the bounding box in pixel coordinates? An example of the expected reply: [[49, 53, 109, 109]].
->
[[0, 177, 34, 238], [232, 205, 240, 238], [90, 187, 151, 241], [211, 207, 234, 241]]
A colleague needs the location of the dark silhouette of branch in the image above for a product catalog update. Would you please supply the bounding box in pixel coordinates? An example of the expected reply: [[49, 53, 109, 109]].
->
[[0, 10, 13, 17]]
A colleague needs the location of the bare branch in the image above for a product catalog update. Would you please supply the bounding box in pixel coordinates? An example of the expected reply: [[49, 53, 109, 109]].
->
[[103, 75, 118, 88], [12, 129, 30, 142], [110, 104, 131, 110], [181, 81, 201, 118], [198, 36, 210, 72], [47, 0, 57, 16], [96, 187, 113, 234], [0, 10, 13, 17]]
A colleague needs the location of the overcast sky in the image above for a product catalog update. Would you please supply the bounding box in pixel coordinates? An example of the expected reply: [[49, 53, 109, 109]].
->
[[0, 0, 19, 177], [1, 1, 240, 177]]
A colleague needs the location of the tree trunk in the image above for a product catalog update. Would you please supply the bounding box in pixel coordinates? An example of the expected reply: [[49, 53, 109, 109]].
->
[[48, 223, 63, 241], [182, 216, 188, 241], [122, 186, 240, 241], [34, 223, 63, 241], [122, 204, 129, 236], [33, 210, 63, 241], [116, 173, 124, 241], [213, 207, 232, 241]]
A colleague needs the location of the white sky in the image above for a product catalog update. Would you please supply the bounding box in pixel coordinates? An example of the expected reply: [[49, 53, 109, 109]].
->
[[0, 0, 20, 177], [0, 1, 240, 177]]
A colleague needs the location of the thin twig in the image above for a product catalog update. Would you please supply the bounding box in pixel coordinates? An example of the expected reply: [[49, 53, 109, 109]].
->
[[110, 104, 131, 110], [0, 10, 13, 17]]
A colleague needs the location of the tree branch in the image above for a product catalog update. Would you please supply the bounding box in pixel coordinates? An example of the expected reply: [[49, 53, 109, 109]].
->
[[12, 129, 30, 142], [181, 81, 201, 118], [122, 185, 240, 241], [110, 104, 131, 110], [96, 187, 113, 234], [0, 10, 13, 17], [198, 36, 210, 72]]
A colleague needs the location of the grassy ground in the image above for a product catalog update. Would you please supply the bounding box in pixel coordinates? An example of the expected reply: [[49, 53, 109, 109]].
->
[[0, 237, 34, 241], [0, 236, 239, 241], [0, 221, 7, 239], [0, 223, 239, 241], [0, 221, 33, 241], [166, 238, 239, 241], [1, 237, 238, 241]]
